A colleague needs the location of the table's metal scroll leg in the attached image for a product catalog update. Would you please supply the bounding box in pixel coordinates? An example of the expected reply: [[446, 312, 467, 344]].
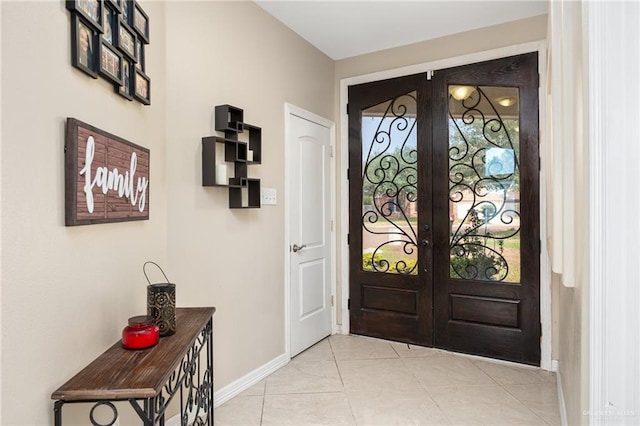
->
[[54, 400, 64, 426], [207, 317, 214, 426], [129, 398, 154, 426], [149, 398, 156, 426]]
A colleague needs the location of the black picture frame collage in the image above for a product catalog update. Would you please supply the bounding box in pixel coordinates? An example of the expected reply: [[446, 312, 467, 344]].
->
[[67, 0, 151, 105]]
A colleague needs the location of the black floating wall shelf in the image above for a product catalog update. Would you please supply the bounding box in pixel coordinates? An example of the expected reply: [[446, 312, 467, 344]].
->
[[202, 105, 261, 208]]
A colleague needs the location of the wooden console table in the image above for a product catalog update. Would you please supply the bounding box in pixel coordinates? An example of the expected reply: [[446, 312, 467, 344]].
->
[[52, 307, 216, 426]]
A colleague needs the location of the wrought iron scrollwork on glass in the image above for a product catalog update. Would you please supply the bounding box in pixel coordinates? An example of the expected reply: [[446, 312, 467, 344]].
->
[[362, 92, 418, 275], [448, 86, 521, 282]]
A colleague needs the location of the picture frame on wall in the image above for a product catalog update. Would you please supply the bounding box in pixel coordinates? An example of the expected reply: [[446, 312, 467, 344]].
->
[[66, 0, 103, 32], [118, 22, 137, 62], [99, 41, 123, 85], [132, 1, 149, 43], [116, 59, 134, 101], [133, 68, 150, 105], [71, 14, 99, 79], [122, 0, 132, 26], [102, 3, 119, 45], [67, 0, 150, 105], [104, 0, 123, 14], [135, 38, 144, 71]]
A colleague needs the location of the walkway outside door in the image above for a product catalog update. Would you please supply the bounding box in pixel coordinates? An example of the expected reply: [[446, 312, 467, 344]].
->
[[348, 53, 540, 365]]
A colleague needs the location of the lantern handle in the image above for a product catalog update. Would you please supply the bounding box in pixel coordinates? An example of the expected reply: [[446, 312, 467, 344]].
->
[[143, 261, 170, 285]]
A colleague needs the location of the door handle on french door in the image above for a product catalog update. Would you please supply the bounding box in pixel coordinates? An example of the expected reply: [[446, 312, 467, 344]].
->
[[292, 244, 307, 253], [420, 240, 430, 272]]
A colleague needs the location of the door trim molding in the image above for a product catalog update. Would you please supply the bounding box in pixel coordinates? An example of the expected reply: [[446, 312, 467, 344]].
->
[[284, 103, 337, 358], [339, 40, 552, 369]]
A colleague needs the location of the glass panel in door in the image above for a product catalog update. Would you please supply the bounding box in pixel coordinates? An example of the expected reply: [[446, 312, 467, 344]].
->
[[448, 86, 521, 282], [361, 92, 418, 275]]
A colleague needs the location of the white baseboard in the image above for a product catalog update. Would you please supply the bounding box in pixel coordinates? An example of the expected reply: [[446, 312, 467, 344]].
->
[[165, 352, 290, 426], [555, 360, 568, 426], [214, 352, 289, 406]]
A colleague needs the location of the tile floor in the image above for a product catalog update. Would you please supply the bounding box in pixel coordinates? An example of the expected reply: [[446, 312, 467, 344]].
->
[[215, 334, 561, 426]]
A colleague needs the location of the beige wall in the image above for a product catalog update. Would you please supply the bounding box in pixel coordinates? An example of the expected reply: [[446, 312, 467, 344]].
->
[[557, 277, 589, 425], [163, 1, 334, 390], [0, 0, 333, 424], [335, 14, 547, 79], [1, 1, 167, 424]]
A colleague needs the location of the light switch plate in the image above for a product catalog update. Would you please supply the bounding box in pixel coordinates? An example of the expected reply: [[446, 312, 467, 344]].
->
[[261, 187, 277, 205]]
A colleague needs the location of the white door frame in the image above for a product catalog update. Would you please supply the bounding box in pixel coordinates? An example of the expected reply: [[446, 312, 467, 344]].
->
[[339, 40, 553, 371], [284, 103, 337, 358]]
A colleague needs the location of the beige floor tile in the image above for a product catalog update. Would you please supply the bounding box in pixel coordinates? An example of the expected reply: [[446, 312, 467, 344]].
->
[[262, 392, 356, 425], [294, 338, 335, 362], [266, 360, 343, 395], [403, 355, 496, 389], [505, 382, 562, 426], [239, 379, 266, 397], [429, 385, 548, 425], [474, 360, 557, 386], [329, 334, 398, 360], [214, 336, 561, 426], [347, 389, 452, 425], [215, 395, 263, 426], [390, 341, 449, 358], [338, 358, 424, 394]]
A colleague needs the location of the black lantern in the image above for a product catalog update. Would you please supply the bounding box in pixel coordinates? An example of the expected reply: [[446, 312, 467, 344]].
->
[[143, 261, 176, 337]]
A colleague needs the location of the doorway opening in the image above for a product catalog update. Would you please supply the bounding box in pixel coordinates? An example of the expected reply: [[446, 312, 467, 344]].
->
[[347, 53, 540, 365]]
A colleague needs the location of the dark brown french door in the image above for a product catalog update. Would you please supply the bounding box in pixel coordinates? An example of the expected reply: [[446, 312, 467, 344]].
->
[[348, 53, 540, 365]]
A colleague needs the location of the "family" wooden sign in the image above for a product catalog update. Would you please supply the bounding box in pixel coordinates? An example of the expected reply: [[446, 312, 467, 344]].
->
[[65, 118, 150, 226]]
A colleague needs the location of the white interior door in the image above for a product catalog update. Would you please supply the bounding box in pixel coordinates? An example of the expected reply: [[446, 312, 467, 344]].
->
[[288, 110, 333, 357]]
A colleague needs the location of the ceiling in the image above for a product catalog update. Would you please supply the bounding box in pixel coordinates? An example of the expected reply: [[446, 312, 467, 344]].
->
[[254, 1, 548, 60]]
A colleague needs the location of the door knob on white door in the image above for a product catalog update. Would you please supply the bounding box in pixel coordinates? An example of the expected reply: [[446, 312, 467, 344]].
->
[[292, 244, 307, 253]]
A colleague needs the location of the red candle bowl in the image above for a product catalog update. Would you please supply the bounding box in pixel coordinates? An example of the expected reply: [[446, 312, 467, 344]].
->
[[122, 315, 160, 350]]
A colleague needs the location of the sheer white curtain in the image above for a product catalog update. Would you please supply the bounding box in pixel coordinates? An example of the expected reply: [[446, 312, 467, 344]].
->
[[546, 0, 587, 288]]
